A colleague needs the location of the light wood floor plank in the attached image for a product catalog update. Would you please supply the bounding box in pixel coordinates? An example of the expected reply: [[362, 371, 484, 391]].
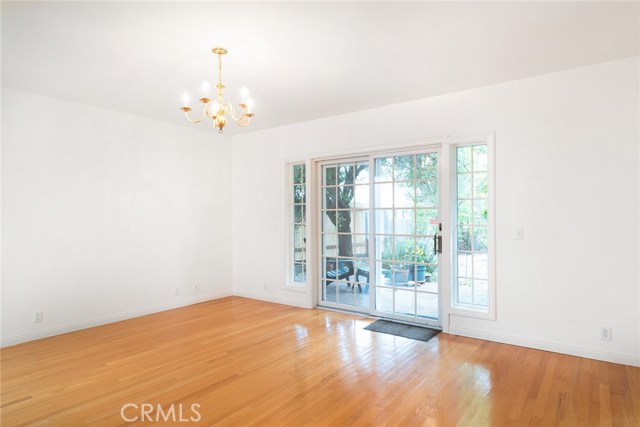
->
[[1, 297, 638, 426]]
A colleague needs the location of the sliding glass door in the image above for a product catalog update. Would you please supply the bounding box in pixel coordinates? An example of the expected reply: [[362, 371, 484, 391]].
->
[[370, 150, 441, 326], [318, 148, 442, 327], [319, 158, 371, 309]]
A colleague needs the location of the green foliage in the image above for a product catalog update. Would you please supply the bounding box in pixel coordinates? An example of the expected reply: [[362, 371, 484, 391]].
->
[[387, 155, 439, 209], [293, 164, 306, 204], [412, 245, 433, 264], [293, 185, 305, 204], [374, 158, 392, 180], [455, 145, 489, 251], [457, 146, 472, 173], [374, 154, 441, 272], [380, 239, 436, 272], [394, 239, 414, 264], [293, 205, 305, 223], [380, 241, 393, 269], [293, 164, 305, 184], [473, 145, 488, 171]]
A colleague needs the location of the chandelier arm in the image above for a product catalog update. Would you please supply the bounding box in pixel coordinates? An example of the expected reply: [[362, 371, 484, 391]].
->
[[204, 103, 216, 119], [235, 116, 252, 127], [184, 107, 207, 124], [227, 102, 241, 121]]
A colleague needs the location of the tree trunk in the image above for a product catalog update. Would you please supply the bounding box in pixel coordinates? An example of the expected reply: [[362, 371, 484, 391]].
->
[[325, 164, 366, 260], [337, 223, 353, 257]]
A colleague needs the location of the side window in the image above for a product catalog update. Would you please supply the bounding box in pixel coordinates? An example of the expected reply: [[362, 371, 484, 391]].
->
[[291, 163, 307, 284], [453, 144, 492, 312]]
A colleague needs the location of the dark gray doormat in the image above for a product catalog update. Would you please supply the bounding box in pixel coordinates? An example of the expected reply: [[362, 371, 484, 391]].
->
[[364, 319, 440, 342]]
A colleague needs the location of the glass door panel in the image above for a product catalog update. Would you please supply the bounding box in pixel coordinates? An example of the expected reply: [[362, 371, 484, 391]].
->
[[320, 160, 370, 310], [318, 149, 441, 326], [372, 150, 441, 326]]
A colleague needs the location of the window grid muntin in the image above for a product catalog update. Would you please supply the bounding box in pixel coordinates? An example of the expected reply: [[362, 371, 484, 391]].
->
[[455, 144, 489, 308]]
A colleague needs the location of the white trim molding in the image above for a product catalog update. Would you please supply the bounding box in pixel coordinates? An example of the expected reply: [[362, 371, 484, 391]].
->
[[447, 133, 497, 320], [0, 290, 232, 347], [282, 160, 310, 293], [233, 289, 311, 309], [448, 326, 640, 367]]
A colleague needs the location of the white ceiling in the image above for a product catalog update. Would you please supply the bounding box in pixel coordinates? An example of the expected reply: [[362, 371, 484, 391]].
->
[[2, 1, 639, 135]]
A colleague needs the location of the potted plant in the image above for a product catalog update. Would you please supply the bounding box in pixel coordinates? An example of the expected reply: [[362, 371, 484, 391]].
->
[[423, 248, 437, 283], [392, 266, 410, 285], [405, 243, 437, 282], [391, 240, 413, 286], [380, 243, 393, 285], [407, 245, 425, 283]]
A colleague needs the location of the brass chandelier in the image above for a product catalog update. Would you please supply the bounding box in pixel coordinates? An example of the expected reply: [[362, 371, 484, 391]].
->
[[180, 47, 254, 133]]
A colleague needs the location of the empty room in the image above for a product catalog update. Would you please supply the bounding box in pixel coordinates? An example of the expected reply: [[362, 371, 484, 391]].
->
[[1, 1, 639, 426]]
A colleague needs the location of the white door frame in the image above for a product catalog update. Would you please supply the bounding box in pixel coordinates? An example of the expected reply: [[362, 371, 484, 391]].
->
[[308, 132, 494, 334], [315, 155, 371, 315], [367, 145, 445, 328], [314, 143, 448, 329]]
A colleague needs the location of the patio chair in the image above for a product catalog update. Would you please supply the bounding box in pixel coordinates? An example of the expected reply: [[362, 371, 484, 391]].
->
[[325, 258, 354, 284], [354, 266, 370, 294]]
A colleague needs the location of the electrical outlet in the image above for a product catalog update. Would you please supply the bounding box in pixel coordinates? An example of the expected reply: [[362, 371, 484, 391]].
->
[[174, 287, 181, 296], [516, 227, 524, 240], [600, 327, 612, 341], [263, 282, 268, 291], [193, 285, 199, 293], [34, 311, 43, 323]]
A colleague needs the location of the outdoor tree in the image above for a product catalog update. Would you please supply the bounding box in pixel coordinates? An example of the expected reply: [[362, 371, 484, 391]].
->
[[324, 164, 367, 261], [376, 154, 439, 265]]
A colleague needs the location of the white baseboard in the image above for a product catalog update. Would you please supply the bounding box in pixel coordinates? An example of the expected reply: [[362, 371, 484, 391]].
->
[[448, 326, 640, 367], [232, 289, 310, 309], [5, 291, 637, 369], [0, 290, 232, 347]]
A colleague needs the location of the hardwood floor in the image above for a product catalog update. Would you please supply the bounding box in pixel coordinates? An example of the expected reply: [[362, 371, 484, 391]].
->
[[1, 297, 638, 426]]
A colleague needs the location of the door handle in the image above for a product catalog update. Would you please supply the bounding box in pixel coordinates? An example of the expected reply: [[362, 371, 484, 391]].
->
[[433, 232, 443, 255]]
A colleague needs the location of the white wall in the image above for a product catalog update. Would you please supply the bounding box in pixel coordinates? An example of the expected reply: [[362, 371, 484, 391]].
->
[[231, 57, 640, 366], [2, 58, 638, 366], [1, 89, 233, 345]]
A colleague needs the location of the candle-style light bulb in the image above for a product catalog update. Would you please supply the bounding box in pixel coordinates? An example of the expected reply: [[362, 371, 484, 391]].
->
[[246, 98, 254, 114], [241, 86, 249, 103], [182, 92, 189, 107], [202, 81, 210, 96]]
